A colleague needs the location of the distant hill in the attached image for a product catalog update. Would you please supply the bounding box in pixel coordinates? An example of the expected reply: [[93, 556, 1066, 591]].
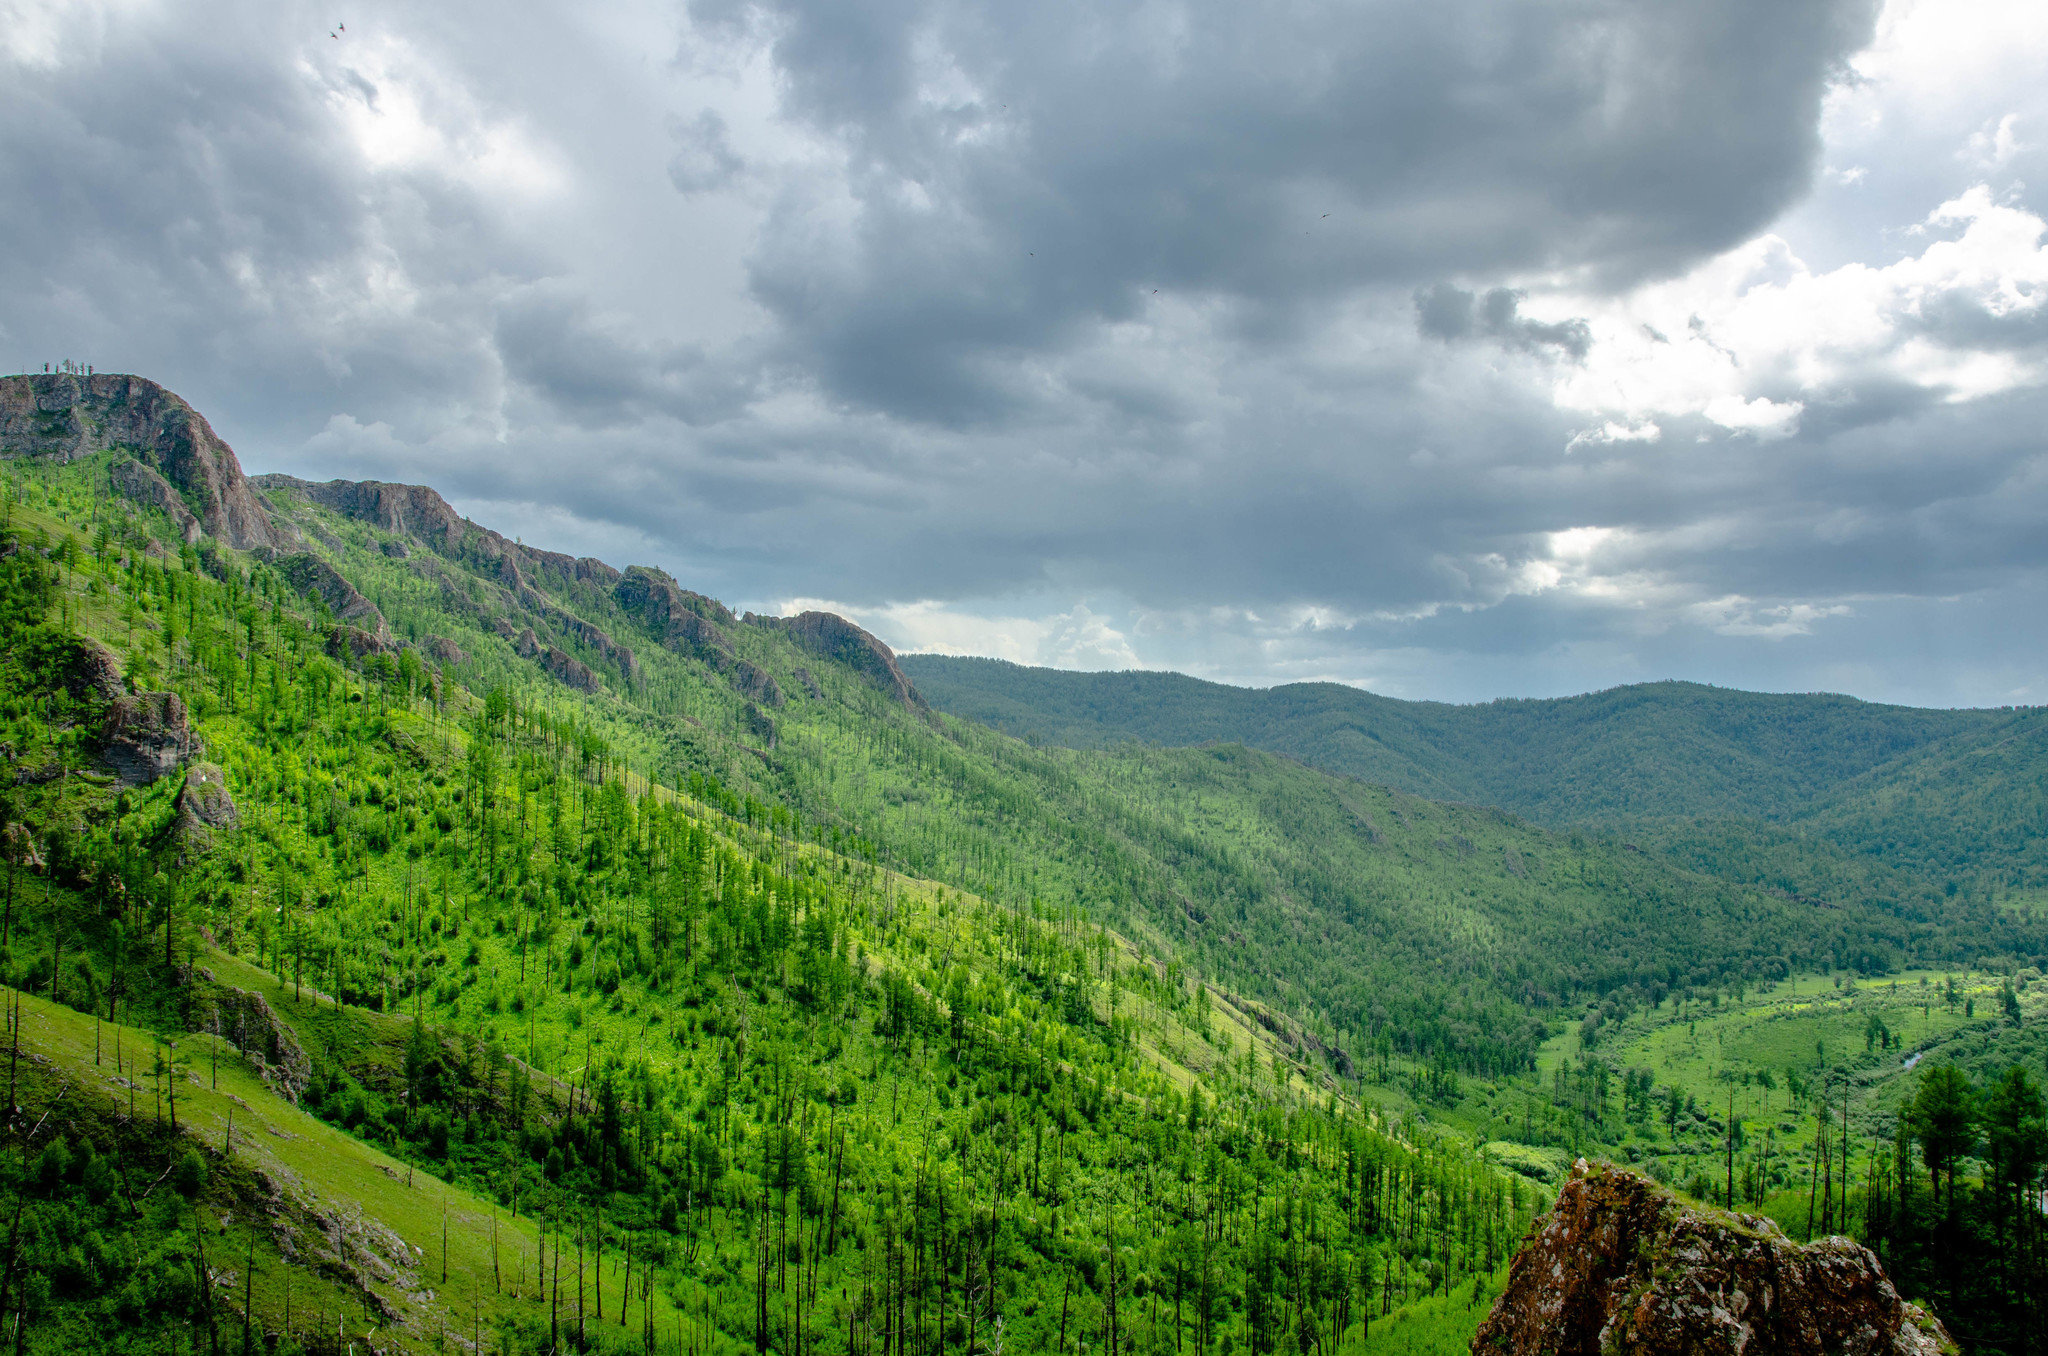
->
[[899, 655, 2048, 907]]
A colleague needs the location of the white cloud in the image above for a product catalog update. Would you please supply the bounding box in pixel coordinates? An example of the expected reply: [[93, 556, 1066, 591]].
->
[[1686, 595, 1856, 638], [1552, 186, 2048, 431]]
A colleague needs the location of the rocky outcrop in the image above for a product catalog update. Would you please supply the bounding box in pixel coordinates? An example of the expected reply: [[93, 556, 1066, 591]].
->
[[61, 637, 126, 706], [1473, 1162, 1954, 1356], [101, 690, 197, 785], [326, 625, 386, 663], [271, 552, 388, 638], [254, 475, 466, 547], [732, 660, 784, 708], [255, 473, 622, 605], [540, 647, 601, 693], [174, 762, 239, 851], [207, 986, 311, 1103], [109, 457, 202, 543], [422, 636, 468, 667], [770, 611, 928, 712], [1, 374, 283, 549], [614, 565, 740, 636], [615, 567, 769, 700]]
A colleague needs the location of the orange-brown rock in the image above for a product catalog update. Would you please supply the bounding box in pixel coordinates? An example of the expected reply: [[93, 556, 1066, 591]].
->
[[1474, 1163, 1953, 1356]]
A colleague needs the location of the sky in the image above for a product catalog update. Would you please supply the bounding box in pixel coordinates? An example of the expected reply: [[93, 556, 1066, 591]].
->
[[3, 0, 2046, 707]]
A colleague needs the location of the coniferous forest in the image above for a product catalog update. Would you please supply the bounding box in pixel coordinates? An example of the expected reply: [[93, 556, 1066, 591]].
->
[[0, 377, 2044, 1354]]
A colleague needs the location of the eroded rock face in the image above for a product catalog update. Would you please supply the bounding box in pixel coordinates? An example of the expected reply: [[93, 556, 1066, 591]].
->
[[101, 690, 197, 786], [61, 638, 125, 706], [540, 647, 601, 692], [1473, 1162, 1954, 1356], [770, 610, 929, 713], [1, 374, 283, 549], [272, 551, 389, 638]]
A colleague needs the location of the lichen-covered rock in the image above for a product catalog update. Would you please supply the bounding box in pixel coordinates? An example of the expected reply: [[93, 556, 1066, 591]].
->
[[100, 690, 197, 785], [1473, 1162, 1954, 1356], [174, 762, 238, 850]]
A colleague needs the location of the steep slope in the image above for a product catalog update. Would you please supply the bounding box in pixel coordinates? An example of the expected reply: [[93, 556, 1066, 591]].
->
[[0, 476, 1546, 1356], [1, 373, 283, 549]]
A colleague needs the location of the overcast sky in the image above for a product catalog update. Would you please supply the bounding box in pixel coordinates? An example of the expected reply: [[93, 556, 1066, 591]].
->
[[5, 0, 2046, 706]]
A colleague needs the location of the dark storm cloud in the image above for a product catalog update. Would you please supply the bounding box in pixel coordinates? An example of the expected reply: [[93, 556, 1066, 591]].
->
[[1414, 285, 1592, 358], [493, 289, 758, 428], [703, 0, 1878, 421], [6, 0, 2044, 706]]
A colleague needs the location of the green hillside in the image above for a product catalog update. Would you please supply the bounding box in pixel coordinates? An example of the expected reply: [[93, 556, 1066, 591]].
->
[[0, 442, 1543, 1354], [3, 372, 2044, 1352], [899, 656, 2048, 918]]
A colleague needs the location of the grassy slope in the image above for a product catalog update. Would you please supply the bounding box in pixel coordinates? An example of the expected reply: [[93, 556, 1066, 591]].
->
[[6, 984, 565, 1354]]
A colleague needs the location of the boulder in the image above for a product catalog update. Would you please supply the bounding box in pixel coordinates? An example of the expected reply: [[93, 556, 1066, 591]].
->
[[423, 636, 468, 667], [1472, 1162, 1954, 1356]]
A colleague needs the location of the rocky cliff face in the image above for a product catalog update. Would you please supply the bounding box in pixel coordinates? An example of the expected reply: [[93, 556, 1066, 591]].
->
[[769, 611, 928, 713], [1474, 1162, 1954, 1356], [0, 373, 283, 549]]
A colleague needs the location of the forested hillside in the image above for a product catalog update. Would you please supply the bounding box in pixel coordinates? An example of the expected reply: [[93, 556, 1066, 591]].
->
[[2, 372, 2043, 1353], [1, 414, 1542, 1354], [900, 657, 2048, 925]]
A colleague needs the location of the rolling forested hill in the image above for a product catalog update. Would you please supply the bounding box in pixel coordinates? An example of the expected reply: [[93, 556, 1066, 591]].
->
[[899, 656, 2048, 923], [0, 372, 2043, 1353]]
